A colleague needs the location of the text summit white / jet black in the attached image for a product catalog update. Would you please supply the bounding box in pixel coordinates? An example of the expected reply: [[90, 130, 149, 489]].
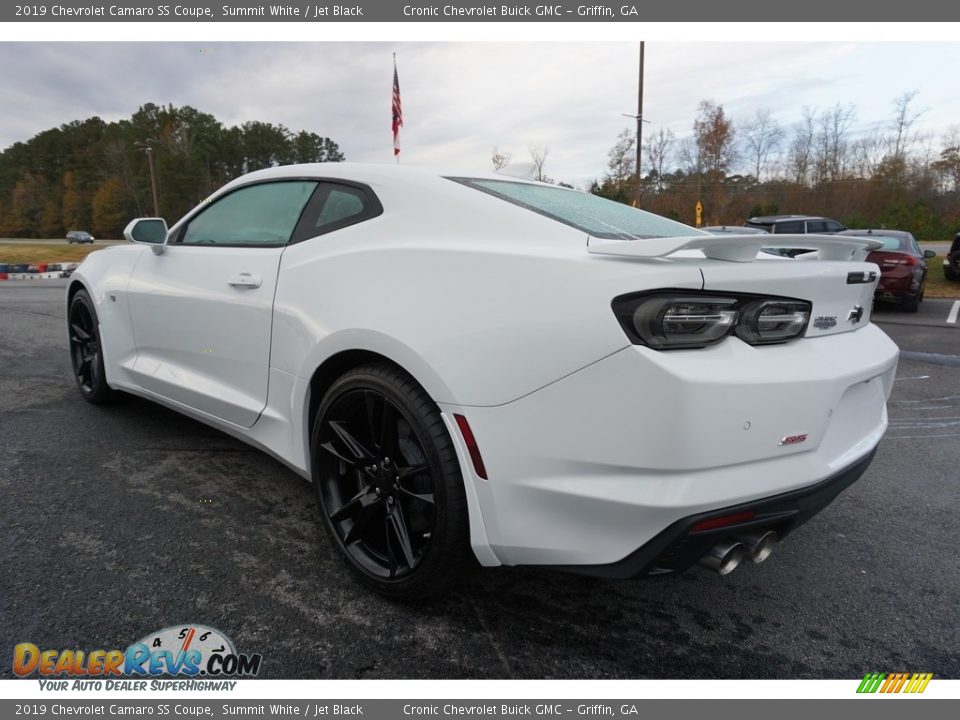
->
[[67, 163, 898, 598]]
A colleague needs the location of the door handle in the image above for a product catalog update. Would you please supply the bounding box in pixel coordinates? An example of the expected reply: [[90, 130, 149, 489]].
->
[[227, 273, 262, 289]]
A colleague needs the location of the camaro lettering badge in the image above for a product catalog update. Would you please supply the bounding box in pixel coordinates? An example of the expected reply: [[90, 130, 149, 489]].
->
[[780, 433, 808, 446], [814, 316, 837, 330]]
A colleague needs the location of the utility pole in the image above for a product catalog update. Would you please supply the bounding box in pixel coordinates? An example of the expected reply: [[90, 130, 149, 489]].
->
[[621, 42, 647, 208], [145, 147, 160, 217], [634, 41, 644, 208]]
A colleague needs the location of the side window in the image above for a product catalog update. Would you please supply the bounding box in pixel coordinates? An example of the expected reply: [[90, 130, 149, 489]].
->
[[825, 221, 844, 233], [776, 221, 804, 233], [292, 182, 383, 242], [180, 181, 318, 247], [805, 220, 828, 233], [316, 187, 366, 231]]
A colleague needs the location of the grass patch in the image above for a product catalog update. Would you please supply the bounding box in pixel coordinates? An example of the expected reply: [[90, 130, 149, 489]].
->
[[0, 243, 101, 265], [923, 253, 960, 299]]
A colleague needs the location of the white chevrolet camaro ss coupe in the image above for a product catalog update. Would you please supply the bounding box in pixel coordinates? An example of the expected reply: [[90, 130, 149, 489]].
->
[[67, 163, 898, 598]]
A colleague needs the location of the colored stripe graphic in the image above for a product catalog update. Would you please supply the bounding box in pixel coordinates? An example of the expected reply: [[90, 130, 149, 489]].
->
[[857, 672, 932, 693]]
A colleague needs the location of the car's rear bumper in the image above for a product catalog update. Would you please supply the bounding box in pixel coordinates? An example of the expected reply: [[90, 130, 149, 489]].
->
[[548, 447, 876, 578], [445, 323, 898, 569], [876, 274, 921, 299]]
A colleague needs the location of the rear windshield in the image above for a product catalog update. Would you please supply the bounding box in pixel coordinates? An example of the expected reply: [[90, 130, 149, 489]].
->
[[866, 235, 910, 251], [449, 177, 702, 240]]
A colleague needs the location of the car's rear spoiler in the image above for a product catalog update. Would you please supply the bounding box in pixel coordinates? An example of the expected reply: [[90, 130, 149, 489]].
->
[[586, 233, 884, 263]]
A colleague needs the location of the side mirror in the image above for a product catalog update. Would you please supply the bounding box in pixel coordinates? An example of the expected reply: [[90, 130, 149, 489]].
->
[[923, 249, 937, 259], [124, 218, 168, 255]]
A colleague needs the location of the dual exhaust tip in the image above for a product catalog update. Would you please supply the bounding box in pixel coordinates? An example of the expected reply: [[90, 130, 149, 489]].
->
[[698, 530, 778, 575]]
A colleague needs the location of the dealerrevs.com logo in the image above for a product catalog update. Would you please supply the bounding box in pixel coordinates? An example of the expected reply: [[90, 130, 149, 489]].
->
[[13, 625, 262, 690]]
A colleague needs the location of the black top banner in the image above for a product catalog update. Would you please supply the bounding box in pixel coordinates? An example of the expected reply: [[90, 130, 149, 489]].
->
[[4, 0, 958, 22]]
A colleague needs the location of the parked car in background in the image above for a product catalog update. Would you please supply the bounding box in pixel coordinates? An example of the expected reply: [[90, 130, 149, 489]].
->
[[746, 215, 846, 234], [701, 225, 769, 235], [838, 229, 935, 312], [945, 233, 960, 281], [66, 164, 896, 598], [66, 230, 94, 244]]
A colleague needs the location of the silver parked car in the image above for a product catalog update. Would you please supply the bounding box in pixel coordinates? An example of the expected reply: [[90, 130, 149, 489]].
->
[[66, 230, 94, 244]]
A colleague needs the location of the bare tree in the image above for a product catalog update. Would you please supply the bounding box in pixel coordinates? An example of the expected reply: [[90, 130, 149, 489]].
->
[[787, 107, 816, 186], [491, 146, 511, 172], [813, 103, 855, 183], [890, 90, 924, 161], [606, 129, 636, 194], [677, 136, 702, 176], [933, 125, 960, 193], [741, 109, 784, 181], [850, 131, 887, 178], [529, 144, 550, 182], [643, 127, 675, 193]]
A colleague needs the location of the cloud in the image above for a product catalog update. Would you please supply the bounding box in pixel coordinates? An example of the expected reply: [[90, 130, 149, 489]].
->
[[0, 41, 958, 188]]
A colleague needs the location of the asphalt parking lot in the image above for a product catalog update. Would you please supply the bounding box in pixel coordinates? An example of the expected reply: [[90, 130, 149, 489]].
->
[[1, 280, 958, 679]]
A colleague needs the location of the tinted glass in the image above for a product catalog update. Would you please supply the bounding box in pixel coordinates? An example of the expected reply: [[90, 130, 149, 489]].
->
[[825, 221, 845, 232], [181, 181, 317, 246], [806, 221, 828, 233], [870, 236, 910, 251], [316, 187, 366, 230], [775, 221, 804, 233], [451, 177, 702, 240]]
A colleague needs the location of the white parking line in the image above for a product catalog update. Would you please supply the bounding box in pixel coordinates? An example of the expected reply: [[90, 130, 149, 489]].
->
[[948, 300, 960, 325]]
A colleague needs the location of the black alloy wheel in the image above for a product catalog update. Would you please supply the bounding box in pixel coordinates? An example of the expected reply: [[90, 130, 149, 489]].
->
[[68, 289, 115, 404], [312, 364, 470, 598]]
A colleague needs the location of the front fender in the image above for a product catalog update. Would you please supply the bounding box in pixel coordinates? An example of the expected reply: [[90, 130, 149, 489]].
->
[[68, 246, 145, 387]]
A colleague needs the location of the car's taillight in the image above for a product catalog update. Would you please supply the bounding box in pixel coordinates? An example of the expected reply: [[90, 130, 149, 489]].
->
[[736, 300, 811, 345], [629, 296, 739, 349], [612, 291, 812, 350], [878, 253, 919, 267]]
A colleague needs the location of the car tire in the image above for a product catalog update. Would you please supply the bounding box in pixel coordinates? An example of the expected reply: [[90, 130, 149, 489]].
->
[[68, 289, 116, 404], [902, 294, 920, 313], [311, 363, 471, 599]]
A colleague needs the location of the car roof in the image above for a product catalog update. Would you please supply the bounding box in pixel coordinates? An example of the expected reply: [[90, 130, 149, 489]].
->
[[701, 225, 769, 234], [747, 215, 832, 223], [220, 162, 529, 192]]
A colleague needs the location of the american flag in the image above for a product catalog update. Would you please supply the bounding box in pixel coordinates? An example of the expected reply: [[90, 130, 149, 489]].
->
[[392, 57, 403, 157]]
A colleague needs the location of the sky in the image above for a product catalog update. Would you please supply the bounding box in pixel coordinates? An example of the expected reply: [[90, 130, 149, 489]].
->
[[1, 41, 959, 189]]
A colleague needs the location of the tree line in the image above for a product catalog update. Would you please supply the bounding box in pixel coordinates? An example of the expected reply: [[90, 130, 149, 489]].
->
[[0, 103, 345, 239], [591, 91, 960, 240]]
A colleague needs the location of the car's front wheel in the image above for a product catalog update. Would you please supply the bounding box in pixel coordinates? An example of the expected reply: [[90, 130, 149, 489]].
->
[[311, 363, 471, 599], [68, 289, 116, 404]]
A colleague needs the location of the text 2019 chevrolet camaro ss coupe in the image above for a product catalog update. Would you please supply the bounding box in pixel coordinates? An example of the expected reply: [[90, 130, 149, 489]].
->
[[67, 163, 898, 598]]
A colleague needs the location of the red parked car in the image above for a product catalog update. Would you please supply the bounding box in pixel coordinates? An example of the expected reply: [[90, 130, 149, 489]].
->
[[838, 229, 936, 312]]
